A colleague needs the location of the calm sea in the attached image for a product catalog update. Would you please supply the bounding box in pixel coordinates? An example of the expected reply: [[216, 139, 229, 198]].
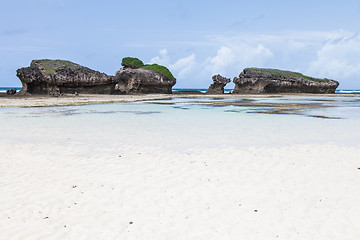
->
[[1, 95, 359, 151], [1, 87, 359, 94], [0, 87, 21, 93]]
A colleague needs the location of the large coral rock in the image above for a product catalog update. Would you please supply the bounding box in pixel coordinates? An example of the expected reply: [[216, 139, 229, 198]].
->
[[206, 74, 231, 94], [16, 59, 115, 95], [114, 67, 176, 94], [233, 68, 339, 94]]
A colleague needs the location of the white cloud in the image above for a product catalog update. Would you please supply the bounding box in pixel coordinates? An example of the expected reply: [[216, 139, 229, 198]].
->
[[150, 49, 197, 80], [147, 30, 360, 88], [169, 54, 196, 78], [204, 43, 273, 76], [206, 46, 235, 75], [254, 44, 273, 59], [308, 33, 360, 79], [150, 48, 170, 66]]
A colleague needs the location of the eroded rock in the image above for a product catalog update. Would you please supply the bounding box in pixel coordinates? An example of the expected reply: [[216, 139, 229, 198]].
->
[[16, 60, 115, 95], [206, 74, 231, 94], [233, 68, 339, 94], [114, 67, 176, 94]]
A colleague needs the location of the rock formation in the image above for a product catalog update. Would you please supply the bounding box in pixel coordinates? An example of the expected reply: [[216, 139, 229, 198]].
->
[[16, 60, 115, 95], [233, 68, 339, 94], [114, 68, 176, 94], [206, 74, 231, 94], [114, 58, 176, 94], [16, 59, 177, 95]]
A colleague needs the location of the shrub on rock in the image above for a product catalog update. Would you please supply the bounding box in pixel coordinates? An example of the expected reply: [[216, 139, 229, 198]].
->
[[142, 64, 175, 80], [121, 57, 144, 69], [120, 57, 175, 80]]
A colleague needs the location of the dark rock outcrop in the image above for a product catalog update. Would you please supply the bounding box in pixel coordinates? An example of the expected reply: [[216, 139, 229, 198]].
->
[[6, 88, 17, 95], [16, 60, 115, 95], [233, 68, 339, 94], [114, 67, 176, 94], [206, 74, 231, 94]]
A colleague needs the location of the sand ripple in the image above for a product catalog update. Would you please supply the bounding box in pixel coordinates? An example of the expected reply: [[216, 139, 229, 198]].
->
[[1, 142, 360, 239]]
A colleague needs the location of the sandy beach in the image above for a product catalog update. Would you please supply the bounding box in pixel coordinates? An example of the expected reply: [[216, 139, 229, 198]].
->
[[1, 94, 360, 239], [1, 142, 360, 240], [2, 0, 360, 238]]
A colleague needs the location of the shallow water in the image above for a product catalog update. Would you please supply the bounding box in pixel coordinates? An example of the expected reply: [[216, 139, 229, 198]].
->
[[1, 96, 360, 151]]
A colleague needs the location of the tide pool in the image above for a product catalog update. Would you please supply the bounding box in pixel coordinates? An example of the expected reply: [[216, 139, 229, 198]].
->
[[1, 96, 359, 152]]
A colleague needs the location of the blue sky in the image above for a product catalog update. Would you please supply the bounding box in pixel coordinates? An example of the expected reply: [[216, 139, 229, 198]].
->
[[1, 0, 360, 88]]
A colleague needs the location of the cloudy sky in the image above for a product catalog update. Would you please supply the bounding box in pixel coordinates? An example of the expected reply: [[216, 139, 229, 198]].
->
[[1, 0, 360, 89]]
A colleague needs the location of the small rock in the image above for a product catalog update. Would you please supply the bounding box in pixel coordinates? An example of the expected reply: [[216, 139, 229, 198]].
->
[[6, 88, 17, 95], [206, 74, 231, 94]]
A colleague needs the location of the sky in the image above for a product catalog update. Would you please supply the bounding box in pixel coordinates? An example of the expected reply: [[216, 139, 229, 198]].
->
[[1, 0, 360, 89]]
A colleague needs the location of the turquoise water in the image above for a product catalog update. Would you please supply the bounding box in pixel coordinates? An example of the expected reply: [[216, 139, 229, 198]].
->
[[1, 96, 359, 151], [1, 87, 359, 94], [0, 87, 21, 92], [173, 88, 233, 93]]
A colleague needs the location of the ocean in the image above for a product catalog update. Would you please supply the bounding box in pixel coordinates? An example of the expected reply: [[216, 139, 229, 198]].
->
[[1, 87, 360, 94], [0, 87, 21, 93]]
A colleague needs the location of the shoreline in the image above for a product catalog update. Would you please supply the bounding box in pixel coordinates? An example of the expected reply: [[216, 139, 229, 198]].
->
[[1, 92, 359, 108], [1, 92, 360, 239]]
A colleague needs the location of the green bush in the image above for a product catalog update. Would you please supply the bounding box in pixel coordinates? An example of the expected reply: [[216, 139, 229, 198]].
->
[[142, 64, 175, 80], [121, 57, 175, 80], [121, 57, 144, 68]]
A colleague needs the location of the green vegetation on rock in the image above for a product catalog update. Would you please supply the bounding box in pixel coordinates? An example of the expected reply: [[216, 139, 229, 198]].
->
[[142, 64, 175, 80], [121, 57, 144, 68], [247, 68, 329, 83], [36, 59, 80, 74], [121, 57, 175, 80]]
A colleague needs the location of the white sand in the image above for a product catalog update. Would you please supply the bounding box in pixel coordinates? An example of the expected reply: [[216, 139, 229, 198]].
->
[[1, 96, 360, 239], [1, 141, 360, 239]]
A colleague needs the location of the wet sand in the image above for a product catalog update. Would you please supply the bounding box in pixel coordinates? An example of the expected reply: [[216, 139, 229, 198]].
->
[[1, 92, 359, 108]]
